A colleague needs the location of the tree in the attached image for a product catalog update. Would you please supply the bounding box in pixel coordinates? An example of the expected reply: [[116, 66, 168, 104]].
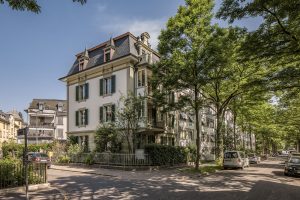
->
[[1, 0, 87, 13], [153, 0, 247, 168], [95, 123, 121, 153], [217, 0, 300, 91], [115, 92, 145, 153]]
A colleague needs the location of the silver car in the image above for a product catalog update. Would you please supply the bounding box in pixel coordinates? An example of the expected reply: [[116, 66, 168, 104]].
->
[[248, 153, 261, 164], [223, 151, 249, 169]]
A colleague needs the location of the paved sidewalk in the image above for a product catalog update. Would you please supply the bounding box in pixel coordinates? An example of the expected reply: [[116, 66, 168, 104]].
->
[[0, 187, 65, 200]]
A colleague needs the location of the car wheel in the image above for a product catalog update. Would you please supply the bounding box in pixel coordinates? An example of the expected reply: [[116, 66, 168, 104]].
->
[[223, 166, 228, 170], [284, 172, 289, 176]]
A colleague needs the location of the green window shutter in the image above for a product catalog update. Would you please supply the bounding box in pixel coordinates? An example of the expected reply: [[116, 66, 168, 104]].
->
[[100, 79, 103, 96], [76, 86, 79, 101], [111, 75, 116, 93], [99, 107, 103, 122], [85, 109, 88, 125], [85, 83, 89, 99], [111, 104, 115, 122], [75, 111, 79, 126]]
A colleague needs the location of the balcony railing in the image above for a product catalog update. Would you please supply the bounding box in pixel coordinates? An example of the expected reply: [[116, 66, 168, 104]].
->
[[148, 120, 164, 129], [29, 124, 55, 129]]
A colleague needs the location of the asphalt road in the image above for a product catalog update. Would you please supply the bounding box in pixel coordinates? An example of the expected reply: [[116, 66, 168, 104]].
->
[[46, 160, 300, 200]]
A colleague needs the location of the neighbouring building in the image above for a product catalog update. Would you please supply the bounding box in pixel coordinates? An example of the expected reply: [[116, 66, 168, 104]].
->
[[60, 32, 255, 154], [20, 99, 67, 144], [0, 110, 24, 144]]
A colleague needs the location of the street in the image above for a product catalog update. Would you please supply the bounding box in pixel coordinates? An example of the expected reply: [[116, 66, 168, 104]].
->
[[2, 159, 300, 199], [46, 160, 300, 200]]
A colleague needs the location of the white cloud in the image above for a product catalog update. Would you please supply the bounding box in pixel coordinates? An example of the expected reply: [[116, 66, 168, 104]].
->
[[100, 18, 166, 49]]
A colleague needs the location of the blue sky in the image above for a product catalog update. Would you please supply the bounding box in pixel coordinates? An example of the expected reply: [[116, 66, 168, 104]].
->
[[0, 0, 261, 121]]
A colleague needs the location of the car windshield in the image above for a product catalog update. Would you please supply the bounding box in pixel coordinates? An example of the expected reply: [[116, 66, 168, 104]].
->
[[224, 152, 238, 159], [289, 157, 300, 164], [249, 154, 255, 157], [40, 153, 48, 158]]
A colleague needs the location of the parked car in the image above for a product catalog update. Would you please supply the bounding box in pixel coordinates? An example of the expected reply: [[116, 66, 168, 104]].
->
[[223, 151, 249, 169], [27, 152, 51, 168], [284, 155, 300, 176], [248, 153, 261, 164]]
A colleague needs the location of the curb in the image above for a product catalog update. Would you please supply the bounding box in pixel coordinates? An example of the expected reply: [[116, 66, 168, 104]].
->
[[0, 183, 50, 195], [50, 167, 118, 178]]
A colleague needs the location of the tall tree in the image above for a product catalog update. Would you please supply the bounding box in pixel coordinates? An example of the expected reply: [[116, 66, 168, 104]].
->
[[217, 0, 300, 91], [152, 0, 216, 169], [0, 0, 87, 13]]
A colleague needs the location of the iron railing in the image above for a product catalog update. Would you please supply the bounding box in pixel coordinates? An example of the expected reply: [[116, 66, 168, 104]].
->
[[69, 153, 152, 166], [0, 163, 47, 189]]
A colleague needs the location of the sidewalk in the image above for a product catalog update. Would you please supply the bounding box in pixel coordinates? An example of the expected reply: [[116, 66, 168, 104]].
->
[[0, 187, 65, 200]]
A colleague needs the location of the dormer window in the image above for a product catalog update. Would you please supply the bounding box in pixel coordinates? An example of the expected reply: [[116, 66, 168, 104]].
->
[[38, 102, 44, 111], [104, 49, 111, 62], [57, 103, 63, 112], [79, 60, 85, 71]]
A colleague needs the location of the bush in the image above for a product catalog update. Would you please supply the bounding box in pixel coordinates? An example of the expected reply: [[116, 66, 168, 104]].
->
[[57, 155, 71, 163], [145, 144, 189, 166], [67, 144, 83, 155], [84, 153, 95, 165]]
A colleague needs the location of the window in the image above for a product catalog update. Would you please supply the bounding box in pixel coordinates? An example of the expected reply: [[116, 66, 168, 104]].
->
[[148, 135, 155, 144], [137, 69, 145, 87], [79, 62, 84, 71], [100, 75, 116, 96], [138, 100, 145, 118], [104, 49, 111, 62], [99, 104, 115, 122], [168, 114, 175, 128], [76, 83, 89, 101], [57, 117, 63, 125], [75, 109, 88, 126], [57, 129, 63, 139]]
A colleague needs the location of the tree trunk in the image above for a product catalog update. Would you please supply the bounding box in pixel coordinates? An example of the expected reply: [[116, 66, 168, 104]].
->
[[233, 112, 237, 150], [249, 126, 253, 151], [215, 108, 224, 160], [194, 90, 201, 170]]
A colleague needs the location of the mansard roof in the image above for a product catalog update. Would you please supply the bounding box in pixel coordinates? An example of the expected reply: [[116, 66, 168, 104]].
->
[[60, 32, 160, 80]]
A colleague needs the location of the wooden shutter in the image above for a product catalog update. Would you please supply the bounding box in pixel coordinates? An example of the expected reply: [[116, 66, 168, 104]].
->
[[75, 111, 79, 126], [85, 83, 89, 99], [99, 79, 103, 96], [111, 104, 115, 122], [111, 75, 116, 93], [99, 106, 103, 122], [85, 109, 88, 125], [76, 86, 79, 101]]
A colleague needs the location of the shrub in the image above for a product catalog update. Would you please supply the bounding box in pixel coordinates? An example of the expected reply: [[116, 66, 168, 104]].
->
[[145, 144, 189, 166], [84, 153, 95, 165], [58, 155, 71, 163], [67, 144, 83, 155]]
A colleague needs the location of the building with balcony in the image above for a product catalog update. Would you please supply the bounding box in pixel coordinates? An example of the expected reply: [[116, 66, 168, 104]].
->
[[60, 32, 255, 154], [60, 32, 165, 151], [20, 99, 67, 144]]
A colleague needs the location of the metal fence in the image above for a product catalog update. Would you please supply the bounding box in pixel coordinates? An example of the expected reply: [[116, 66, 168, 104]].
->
[[69, 153, 152, 166], [0, 163, 47, 189]]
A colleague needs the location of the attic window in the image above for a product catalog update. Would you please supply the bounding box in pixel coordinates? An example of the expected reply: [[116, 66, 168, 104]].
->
[[104, 49, 111, 62], [79, 59, 85, 71]]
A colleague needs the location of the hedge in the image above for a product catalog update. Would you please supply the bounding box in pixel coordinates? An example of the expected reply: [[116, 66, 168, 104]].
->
[[145, 144, 189, 166]]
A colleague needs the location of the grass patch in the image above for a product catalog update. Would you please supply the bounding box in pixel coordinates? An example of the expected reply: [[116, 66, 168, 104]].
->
[[180, 165, 222, 174]]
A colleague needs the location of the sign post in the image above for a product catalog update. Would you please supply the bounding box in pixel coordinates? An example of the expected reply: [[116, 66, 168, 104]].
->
[[23, 127, 29, 200]]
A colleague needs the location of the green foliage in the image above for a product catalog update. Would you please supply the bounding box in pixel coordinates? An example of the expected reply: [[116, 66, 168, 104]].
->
[[84, 153, 95, 165], [95, 123, 121, 153], [57, 155, 71, 164], [115, 92, 145, 153], [0, 0, 87, 13], [145, 144, 188, 166], [67, 144, 83, 155]]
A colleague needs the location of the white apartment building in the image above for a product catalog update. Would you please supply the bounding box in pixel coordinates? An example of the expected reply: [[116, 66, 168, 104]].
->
[[60, 32, 164, 151], [20, 99, 67, 144], [60, 32, 255, 154]]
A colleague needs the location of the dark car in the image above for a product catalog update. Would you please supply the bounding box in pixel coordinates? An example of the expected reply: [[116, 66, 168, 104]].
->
[[27, 152, 51, 168], [284, 156, 300, 176]]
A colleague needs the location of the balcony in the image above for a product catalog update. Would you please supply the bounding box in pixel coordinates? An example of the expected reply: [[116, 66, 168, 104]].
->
[[147, 119, 164, 130], [18, 129, 54, 139], [29, 123, 55, 129]]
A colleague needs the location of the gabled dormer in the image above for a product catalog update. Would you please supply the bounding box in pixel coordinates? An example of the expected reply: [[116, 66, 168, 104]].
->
[[103, 37, 115, 62], [78, 48, 89, 71]]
